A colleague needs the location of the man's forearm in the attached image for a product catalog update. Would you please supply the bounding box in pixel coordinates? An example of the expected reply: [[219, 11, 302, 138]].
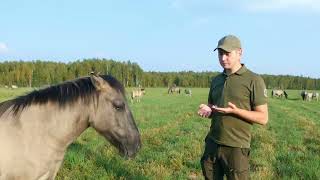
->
[[233, 108, 268, 125]]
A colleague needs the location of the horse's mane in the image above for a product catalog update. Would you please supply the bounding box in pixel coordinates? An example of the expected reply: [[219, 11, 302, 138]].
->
[[0, 75, 124, 117]]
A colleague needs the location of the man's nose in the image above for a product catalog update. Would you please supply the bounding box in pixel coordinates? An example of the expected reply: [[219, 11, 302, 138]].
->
[[222, 54, 228, 61]]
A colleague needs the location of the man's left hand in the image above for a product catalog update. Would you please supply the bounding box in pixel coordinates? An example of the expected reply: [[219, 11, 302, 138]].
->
[[212, 102, 238, 114]]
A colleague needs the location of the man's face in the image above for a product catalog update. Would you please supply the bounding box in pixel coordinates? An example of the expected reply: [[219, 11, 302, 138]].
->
[[217, 48, 242, 70]]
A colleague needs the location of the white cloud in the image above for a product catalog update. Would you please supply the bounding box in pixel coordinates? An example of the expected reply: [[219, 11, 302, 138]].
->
[[242, 0, 320, 12], [0, 42, 9, 54]]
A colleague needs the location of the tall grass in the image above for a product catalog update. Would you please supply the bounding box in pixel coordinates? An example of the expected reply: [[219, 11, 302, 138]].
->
[[0, 88, 319, 179]]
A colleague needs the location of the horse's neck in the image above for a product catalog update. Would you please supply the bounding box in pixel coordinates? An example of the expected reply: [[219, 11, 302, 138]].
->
[[0, 101, 93, 180], [18, 101, 91, 152]]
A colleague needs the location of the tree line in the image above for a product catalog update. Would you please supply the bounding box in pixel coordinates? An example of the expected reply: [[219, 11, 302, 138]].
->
[[0, 59, 319, 90]]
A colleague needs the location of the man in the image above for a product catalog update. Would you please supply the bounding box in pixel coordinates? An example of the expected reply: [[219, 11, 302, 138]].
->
[[198, 35, 268, 180]]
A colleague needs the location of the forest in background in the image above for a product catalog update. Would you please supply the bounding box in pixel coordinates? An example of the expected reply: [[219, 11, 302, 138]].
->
[[0, 59, 319, 90]]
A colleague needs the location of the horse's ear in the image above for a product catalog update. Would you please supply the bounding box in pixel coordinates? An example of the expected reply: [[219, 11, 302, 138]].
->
[[90, 71, 101, 76], [90, 73, 111, 91]]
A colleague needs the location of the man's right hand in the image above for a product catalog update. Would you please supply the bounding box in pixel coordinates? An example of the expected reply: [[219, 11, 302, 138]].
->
[[198, 104, 212, 118]]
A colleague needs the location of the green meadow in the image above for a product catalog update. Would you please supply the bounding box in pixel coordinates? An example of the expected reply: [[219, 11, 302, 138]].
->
[[0, 88, 319, 179]]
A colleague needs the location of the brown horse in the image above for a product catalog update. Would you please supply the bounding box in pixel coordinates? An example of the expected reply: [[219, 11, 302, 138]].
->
[[0, 73, 141, 180]]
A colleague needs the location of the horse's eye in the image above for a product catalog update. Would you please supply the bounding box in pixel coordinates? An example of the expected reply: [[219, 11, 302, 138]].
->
[[112, 100, 125, 110]]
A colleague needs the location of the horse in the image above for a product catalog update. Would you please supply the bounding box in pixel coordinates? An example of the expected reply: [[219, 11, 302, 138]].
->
[[168, 85, 181, 94], [11, 85, 18, 89], [306, 92, 313, 101], [312, 92, 319, 101], [271, 90, 288, 99], [0, 73, 141, 180], [301, 91, 307, 101], [131, 88, 145, 102], [184, 89, 192, 96]]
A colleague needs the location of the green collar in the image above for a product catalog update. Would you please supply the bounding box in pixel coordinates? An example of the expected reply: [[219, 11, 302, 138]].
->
[[223, 64, 247, 76]]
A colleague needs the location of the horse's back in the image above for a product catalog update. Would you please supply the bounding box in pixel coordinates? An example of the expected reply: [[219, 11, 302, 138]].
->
[[168, 86, 180, 94], [306, 92, 313, 101], [272, 90, 283, 96], [274, 90, 283, 95], [132, 89, 143, 97]]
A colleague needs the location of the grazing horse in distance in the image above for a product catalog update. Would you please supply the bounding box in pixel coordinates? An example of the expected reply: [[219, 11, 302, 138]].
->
[[131, 88, 145, 102], [168, 84, 181, 94], [306, 92, 313, 101], [312, 92, 319, 101], [301, 91, 307, 101], [0, 73, 141, 180], [11, 85, 18, 89], [301, 91, 318, 101], [271, 89, 288, 99], [184, 88, 192, 96]]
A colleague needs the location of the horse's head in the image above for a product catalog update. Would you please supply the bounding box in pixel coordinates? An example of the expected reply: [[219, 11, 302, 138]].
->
[[89, 74, 141, 158], [284, 90, 288, 99], [140, 88, 146, 95], [301, 91, 307, 100]]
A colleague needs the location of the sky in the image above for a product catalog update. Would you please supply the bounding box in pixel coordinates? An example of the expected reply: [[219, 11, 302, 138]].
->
[[1, 0, 320, 78]]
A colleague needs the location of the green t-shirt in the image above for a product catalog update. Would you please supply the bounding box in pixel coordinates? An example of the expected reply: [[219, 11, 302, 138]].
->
[[207, 65, 267, 148]]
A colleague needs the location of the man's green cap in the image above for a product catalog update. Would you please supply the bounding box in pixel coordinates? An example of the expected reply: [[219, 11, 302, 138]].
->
[[214, 35, 241, 52]]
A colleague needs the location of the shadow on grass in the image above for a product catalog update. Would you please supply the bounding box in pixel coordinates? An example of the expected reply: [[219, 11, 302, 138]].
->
[[304, 136, 320, 154], [271, 97, 302, 101], [94, 152, 147, 180], [287, 98, 301, 101], [64, 142, 147, 179]]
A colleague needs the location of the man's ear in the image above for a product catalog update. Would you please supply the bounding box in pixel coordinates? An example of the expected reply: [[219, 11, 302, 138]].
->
[[90, 72, 111, 91], [238, 48, 243, 56]]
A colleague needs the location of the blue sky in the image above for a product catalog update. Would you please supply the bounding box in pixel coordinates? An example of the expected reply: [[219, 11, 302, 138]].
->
[[1, 0, 320, 78]]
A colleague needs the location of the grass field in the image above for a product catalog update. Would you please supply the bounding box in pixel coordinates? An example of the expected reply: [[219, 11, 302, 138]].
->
[[0, 88, 319, 179]]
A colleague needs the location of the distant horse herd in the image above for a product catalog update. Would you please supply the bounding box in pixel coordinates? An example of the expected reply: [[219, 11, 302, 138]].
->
[[301, 91, 319, 101], [167, 84, 192, 96], [129, 84, 192, 103], [3, 85, 18, 89], [271, 89, 319, 101]]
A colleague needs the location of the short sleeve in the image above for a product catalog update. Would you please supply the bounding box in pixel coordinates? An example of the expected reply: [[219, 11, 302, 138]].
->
[[208, 80, 214, 105], [251, 76, 267, 107]]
